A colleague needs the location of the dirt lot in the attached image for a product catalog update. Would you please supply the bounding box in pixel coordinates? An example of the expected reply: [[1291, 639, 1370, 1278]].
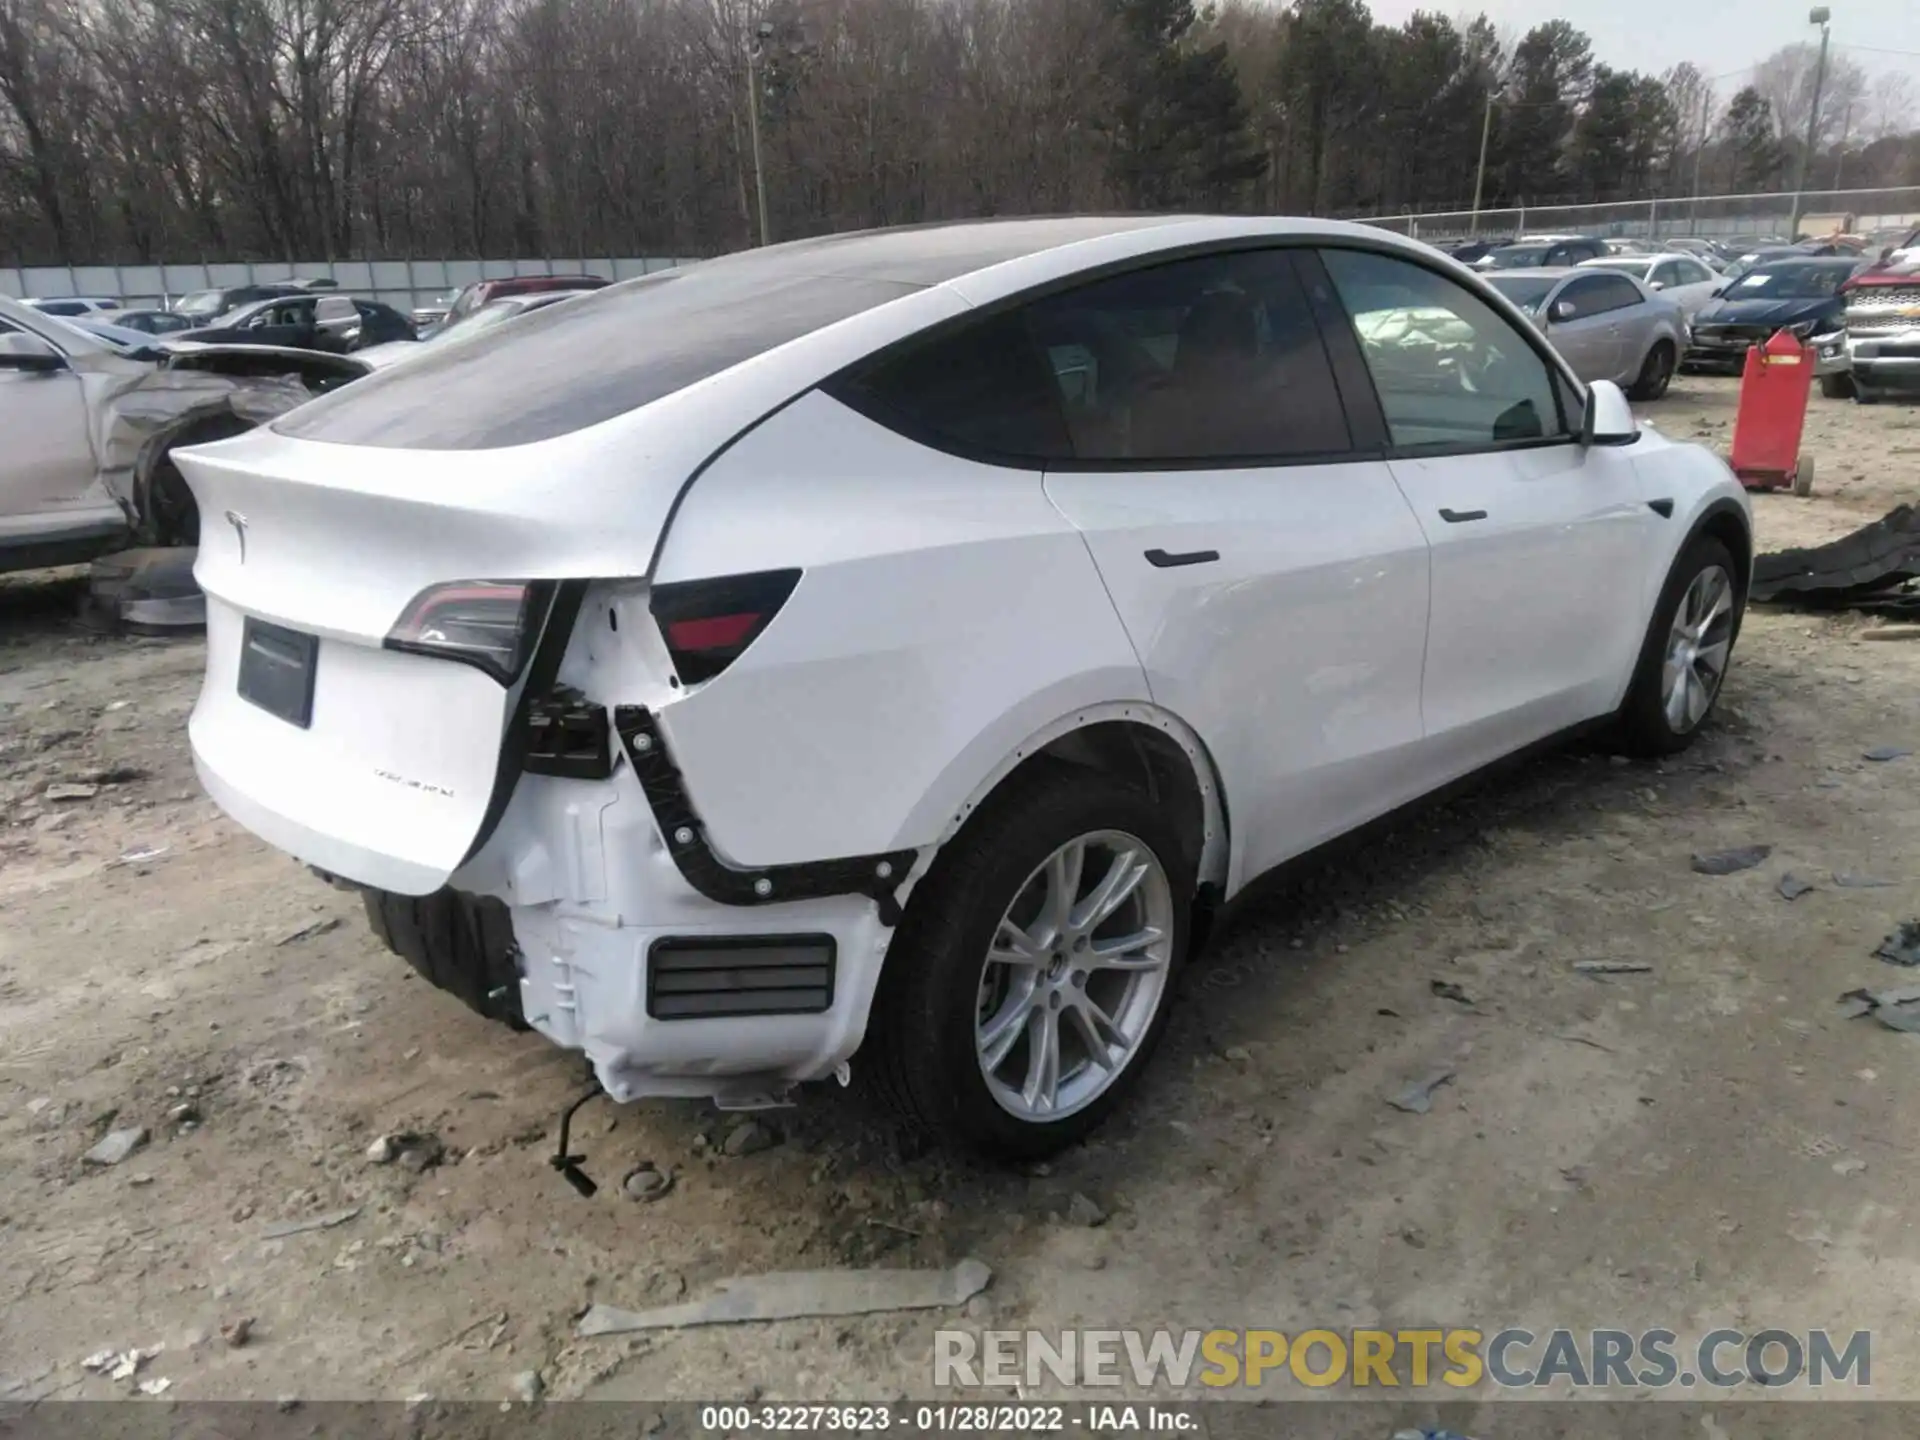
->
[[4, 376, 1920, 1408]]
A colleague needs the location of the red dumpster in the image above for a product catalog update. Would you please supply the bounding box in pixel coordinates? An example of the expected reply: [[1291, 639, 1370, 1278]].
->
[[1728, 329, 1816, 497]]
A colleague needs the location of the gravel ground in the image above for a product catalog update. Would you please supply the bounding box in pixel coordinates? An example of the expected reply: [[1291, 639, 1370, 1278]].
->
[[2, 376, 1918, 1408]]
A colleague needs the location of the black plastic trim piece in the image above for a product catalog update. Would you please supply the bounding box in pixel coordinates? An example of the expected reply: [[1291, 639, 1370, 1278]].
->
[[524, 689, 613, 779], [614, 705, 914, 923], [458, 580, 588, 866], [646, 933, 837, 1020], [1438, 508, 1488, 524], [1145, 547, 1220, 568], [1648, 498, 1675, 518]]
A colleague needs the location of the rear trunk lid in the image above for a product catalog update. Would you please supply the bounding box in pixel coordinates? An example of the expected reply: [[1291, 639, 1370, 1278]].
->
[[177, 406, 712, 895]]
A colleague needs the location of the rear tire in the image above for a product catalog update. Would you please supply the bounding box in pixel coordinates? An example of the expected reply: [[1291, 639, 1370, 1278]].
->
[[363, 889, 527, 1028], [1628, 342, 1675, 401], [1607, 535, 1741, 758], [862, 764, 1193, 1162]]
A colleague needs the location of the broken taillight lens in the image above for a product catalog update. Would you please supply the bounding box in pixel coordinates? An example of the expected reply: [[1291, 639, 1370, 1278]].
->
[[385, 580, 554, 683], [649, 568, 800, 684]]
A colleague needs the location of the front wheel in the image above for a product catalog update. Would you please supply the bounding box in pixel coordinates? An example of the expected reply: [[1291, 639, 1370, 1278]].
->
[[1628, 342, 1675, 401], [1606, 536, 1740, 758], [1820, 373, 1854, 400], [862, 765, 1192, 1161]]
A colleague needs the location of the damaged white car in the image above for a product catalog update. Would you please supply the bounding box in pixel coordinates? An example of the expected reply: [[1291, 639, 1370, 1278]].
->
[[177, 218, 1752, 1162], [0, 294, 363, 572]]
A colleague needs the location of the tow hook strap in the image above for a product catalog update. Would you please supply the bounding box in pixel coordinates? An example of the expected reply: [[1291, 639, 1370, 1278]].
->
[[550, 1080, 605, 1197]]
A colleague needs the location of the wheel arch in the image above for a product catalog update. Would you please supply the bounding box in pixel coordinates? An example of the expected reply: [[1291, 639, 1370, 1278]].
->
[[903, 700, 1231, 913], [1687, 496, 1754, 607], [131, 407, 257, 544]]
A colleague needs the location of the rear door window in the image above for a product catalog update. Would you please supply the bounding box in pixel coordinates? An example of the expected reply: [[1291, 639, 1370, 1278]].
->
[[1022, 249, 1352, 463], [830, 248, 1353, 466]]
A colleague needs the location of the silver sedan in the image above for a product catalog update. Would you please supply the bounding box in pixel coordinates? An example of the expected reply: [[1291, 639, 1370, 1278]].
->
[[1485, 267, 1690, 400]]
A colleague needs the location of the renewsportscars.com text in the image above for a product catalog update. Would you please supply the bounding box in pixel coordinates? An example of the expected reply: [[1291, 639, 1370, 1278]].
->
[[934, 1327, 1871, 1391]]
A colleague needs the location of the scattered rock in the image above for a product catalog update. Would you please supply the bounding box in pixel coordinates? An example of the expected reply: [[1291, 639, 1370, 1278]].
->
[[721, 1119, 779, 1158], [1875, 922, 1920, 969], [1222, 1045, 1251, 1063], [1388, 1069, 1455, 1115], [276, 916, 342, 946], [622, 1165, 673, 1203], [367, 1131, 444, 1171], [166, 1102, 200, 1126], [1833, 1159, 1868, 1177], [1400, 1225, 1428, 1248], [1429, 979, 1473, 1005], [1691, 844, 1771, 876], [1573, 960, 1655, 975], [509, 1370, 544, 1403], [136, 1377, 171, 1396], [220, 1317, 254, 1349], [1777, 873, 1817, 901], [1863, 746, 1912, 762], [128, 1173, 154, 1187], [1066, 1192, 1108, 1228], [45, 783, 99, 802], [83, 1127, 149, 1167]]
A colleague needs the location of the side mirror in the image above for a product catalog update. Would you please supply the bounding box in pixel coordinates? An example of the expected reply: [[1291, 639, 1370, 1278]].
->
[[1548, 300, 1577, 323], [1582, 380, 1638, 447], [1648, 280, 1666, 291], [0, 335, 66, 373], [1710, 286, 1726, 299]]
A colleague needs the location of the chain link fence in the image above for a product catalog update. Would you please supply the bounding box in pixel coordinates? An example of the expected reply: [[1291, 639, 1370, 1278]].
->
[[1354, 186, 1920, 247]]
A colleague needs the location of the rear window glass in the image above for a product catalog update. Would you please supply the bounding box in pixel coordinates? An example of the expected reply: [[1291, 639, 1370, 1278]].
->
[[274, 267, 916, 450]]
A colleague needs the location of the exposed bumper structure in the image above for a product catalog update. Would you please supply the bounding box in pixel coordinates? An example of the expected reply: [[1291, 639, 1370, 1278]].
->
[[448, 740, 915, 1106]]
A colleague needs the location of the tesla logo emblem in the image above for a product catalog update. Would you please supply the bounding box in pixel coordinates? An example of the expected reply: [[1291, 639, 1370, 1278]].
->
[[225, 510, 249, 562]]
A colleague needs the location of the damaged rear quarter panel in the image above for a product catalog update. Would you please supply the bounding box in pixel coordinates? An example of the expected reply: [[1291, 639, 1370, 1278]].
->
[[90, 345, 364, 526]]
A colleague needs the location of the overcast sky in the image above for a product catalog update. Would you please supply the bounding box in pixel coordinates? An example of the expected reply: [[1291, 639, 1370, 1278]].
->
[[1365, 0, 1916, 88]]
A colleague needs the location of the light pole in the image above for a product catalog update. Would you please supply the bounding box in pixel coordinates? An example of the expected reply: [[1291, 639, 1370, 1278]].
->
[[1469, 93, 1494, 237], [746, 20, 773, 246], [1689, 88, 1712, 233], [1788, 6, 1831, 242]]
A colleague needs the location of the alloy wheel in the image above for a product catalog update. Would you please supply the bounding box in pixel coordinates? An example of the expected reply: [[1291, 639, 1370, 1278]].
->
[[1662, 563, 1734, 734], [974, 830, 1175, 1123]]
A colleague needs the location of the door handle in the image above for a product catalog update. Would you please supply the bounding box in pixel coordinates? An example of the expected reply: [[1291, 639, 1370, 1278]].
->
[[1144, 548, 1220, 568], [1437, 508, 1487, 524]]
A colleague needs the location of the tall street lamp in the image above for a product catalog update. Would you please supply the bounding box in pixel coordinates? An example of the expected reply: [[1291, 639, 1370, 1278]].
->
[[1788, 6, 1832, 242], [746, 20, 773, 247]]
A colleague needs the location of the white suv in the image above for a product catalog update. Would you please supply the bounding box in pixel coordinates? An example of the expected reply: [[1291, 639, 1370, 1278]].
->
[[178, 217, 1751, 1159]]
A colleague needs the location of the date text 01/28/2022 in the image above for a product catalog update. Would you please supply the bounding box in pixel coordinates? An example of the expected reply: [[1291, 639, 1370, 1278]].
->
[[698, 1404, 1195, 1432]]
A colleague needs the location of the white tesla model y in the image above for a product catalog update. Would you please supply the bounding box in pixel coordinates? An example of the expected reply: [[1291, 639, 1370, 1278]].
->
[[179, 217, 1751, 1160]]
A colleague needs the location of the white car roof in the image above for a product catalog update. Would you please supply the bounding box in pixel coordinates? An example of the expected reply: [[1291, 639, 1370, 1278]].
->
[[272, 215, 1459, 455]]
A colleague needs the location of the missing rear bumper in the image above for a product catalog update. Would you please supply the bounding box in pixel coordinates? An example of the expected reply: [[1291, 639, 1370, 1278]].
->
[[611, 705, 914, 923]]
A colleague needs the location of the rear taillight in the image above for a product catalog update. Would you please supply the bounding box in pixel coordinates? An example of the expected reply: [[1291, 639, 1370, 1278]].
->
[[650, 569, 800, 684], [385, 580, 554, 683]]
